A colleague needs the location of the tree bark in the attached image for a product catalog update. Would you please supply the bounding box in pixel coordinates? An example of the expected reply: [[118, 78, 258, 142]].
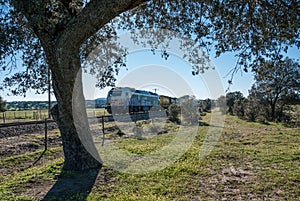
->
[[50, 47, 101, 171]]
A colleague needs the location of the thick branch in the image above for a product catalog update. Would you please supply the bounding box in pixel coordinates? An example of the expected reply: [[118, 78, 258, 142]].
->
[[58, 0, 150, 49]]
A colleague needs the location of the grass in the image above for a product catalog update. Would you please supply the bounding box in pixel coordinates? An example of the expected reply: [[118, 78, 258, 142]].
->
[[0, 114, 299, 200], [0, 108, 107, 122]]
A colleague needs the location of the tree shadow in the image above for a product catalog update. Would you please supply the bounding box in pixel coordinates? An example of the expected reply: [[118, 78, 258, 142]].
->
[[43, 167, 100, 200], [199, 121, 210, 126]]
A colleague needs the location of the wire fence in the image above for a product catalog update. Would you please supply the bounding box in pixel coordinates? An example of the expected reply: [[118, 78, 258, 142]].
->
[[0, 110, 49, 123], [0, 108, 108, 124]]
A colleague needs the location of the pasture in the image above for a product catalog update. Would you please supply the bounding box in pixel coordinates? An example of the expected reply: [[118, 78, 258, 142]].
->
[[0, 108, 107, 123], [0, 114, 299, 200]]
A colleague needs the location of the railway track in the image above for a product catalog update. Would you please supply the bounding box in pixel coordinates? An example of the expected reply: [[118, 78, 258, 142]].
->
[[0, 110, 167, 127], [0, 111, 167, 138]]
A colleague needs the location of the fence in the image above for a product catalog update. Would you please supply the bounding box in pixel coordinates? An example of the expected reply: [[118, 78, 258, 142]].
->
[[0, 108, 109, 124], [0, 110, 49, 123]]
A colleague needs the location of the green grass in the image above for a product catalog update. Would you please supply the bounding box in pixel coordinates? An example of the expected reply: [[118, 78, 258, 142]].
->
[[0, 151, 63, 201], [86, 108, 108, 117], [0, 108, 107, 122], [0, 110, 49, 121], [0, 114, 299, 200]]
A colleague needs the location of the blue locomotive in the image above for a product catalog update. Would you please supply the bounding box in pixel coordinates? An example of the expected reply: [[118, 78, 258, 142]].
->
[[106, 87, 176, 114]]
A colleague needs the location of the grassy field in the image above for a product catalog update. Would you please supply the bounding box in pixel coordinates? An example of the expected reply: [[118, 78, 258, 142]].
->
[[0, 108, 107, 122], [0, 114, 299, 200]]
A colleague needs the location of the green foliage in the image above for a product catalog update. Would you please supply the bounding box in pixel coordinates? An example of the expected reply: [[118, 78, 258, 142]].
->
[[167, 103, 181, 124], [281, 105, 300, 128], [1, 0, 300, 95], [243, 99, 262, 122], [198, 98, 212, 113], [226, 91, 244, 115], [248, 58, 300, 121], [179, 95, 199, 125], [232, 97, 247, 118], [216, 95, 226, 114]]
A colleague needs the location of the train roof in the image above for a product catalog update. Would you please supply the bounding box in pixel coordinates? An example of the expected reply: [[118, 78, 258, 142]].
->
[[110, 87, 158, 96]]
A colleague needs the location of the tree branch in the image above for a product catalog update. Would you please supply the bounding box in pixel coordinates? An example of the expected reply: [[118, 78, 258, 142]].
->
[[58, 0, 150, 49]]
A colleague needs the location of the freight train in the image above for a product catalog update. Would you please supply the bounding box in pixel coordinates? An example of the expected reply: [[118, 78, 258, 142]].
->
[[106, 87, 177, 114]]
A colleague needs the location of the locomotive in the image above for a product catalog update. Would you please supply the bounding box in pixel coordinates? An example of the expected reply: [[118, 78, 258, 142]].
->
[[106, 87, 177, 114]]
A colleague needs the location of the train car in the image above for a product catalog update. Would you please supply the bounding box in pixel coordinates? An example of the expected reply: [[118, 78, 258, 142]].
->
[[159, 95, 178, 109], [106, 87, 160, 114]]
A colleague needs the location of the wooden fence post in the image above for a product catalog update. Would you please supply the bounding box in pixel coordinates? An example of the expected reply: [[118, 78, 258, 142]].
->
[[2, 112, 5, 124], [44, 118, 48, 151], [102, 115, 105, 146]]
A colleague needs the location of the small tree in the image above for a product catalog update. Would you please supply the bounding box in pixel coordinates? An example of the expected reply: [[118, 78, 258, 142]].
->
[[216, 95, 226, 114], [245, 87, 269, 123], [233, 97, 247, 118], [180, 95, 199, 125], [244, 102, 260, 122], [226, 91, 244, 115], [167, 103, 181, 124], [250, 58, 300, 121]]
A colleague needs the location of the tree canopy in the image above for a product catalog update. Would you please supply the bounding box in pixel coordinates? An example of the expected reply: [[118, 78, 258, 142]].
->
[[1, 0, 299, 95], [226, 91, 244, 115], [249, 58, 300, 120]]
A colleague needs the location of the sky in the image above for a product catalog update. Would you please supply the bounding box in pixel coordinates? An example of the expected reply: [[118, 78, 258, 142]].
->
[[1, 29, 299, 102]]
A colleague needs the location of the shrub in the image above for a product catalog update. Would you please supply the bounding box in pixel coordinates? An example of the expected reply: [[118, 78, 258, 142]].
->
[[167, 104, 181, 124]]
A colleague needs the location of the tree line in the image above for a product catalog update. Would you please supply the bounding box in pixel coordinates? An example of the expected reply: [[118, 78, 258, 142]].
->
[[217, 58, 299, 127], [0, 99, 107, 112]]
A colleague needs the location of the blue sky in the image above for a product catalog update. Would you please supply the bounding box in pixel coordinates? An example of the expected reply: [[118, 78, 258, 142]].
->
[[1, 30, 299, 102]]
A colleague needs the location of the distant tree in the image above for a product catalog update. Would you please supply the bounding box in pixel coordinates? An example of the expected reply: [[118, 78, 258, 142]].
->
[[167, 103, 181, 124], [226, 91, 244, 115], [233, 97, 247, 118], [179, 95, 199, 125], [198, 98, 212, 113], [250, 58, 300, 121], [244, 100, 262, 122], [216, 95, 226, 114], [0, 96, 6, 112]]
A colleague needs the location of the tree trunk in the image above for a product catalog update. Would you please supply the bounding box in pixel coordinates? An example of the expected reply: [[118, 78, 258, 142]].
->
[[50, 48, 101, 171], [271, 103, 276, 121]]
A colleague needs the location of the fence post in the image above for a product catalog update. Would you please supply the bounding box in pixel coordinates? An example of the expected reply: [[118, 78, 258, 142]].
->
[[2, 112, 5, 124], [102, 115, 105, 146], [102, 115, 105, 134], [44, 118, 48, 151]]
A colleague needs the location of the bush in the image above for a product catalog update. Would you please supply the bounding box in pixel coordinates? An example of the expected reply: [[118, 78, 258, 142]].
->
[[233, 98, 247, 118], [244, 101, 260, 122], [282, 105, 300, 128], [167, 104, 181, 124]]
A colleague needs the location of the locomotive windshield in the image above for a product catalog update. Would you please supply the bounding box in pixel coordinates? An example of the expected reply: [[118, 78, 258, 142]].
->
[[107, 89, 122, 97]]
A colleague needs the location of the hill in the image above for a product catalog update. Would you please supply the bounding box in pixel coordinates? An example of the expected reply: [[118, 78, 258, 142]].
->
[[5, 98, 107, 111]]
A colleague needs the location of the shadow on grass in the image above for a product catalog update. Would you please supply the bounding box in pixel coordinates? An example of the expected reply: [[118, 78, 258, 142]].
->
[[43, 168, 100, 201], [199, 121, 210, 126]]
